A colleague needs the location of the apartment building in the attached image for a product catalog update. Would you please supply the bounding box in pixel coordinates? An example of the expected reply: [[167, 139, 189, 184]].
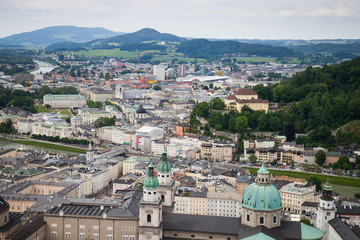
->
[[44, 203, 138, 240], [32, 121, 73, 138], [280, 183, 320, 214]]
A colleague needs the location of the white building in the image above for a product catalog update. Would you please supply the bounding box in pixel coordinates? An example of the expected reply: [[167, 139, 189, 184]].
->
[[136, 126, 164, 152], [153, 65, 166, 81], [17, 119, 34, 133], [43, 94, 87, 108]]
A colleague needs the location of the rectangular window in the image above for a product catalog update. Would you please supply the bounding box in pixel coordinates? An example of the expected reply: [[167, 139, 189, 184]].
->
[[51, 231, 57, 237], [260, 217, 264, 224], [51, 223, 57, 227], [93, 233, 99, 239], [80, 225, 85, 229], [107, 234, 113, 240], [79, 233, 85, 238], [129, 235, 135, 240], [65, 232, 71, 238], [65, 224, 71, 228], [273, 216, 277, 224], [123, 226, 129, 231], [107, 226, 113, 231], [93, 225, 99, 230], [123, 235, 129, 240]]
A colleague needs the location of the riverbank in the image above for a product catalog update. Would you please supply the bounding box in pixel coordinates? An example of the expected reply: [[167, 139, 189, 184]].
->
[[245, 167, 360, 188], [0, 137, 86, 154]]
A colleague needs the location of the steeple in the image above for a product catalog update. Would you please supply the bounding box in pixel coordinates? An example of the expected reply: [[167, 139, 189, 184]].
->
[[316, 181, 336, 235], [256, 163, 271, 185], [142, 162, 160, 202]]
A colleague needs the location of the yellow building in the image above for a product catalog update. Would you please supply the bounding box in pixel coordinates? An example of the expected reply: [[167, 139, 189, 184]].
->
[[224, 88, 269, 113]]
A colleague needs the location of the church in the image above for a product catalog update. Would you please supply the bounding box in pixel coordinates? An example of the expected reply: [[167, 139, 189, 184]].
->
[[138, 149, 324, 240]]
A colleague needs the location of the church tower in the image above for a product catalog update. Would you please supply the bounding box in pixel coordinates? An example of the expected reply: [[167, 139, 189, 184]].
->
[[241, 163, 282, 229], [139, 162, 163, 240], [86, 141, 94, 162], [157, 147, 175, 212], [316, 181, 336, 236]]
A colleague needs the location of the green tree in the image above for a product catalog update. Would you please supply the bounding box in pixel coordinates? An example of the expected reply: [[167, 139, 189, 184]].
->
[[315, 150, 326, 166], [338, 156, 350, 167], [343, 163, 352, 171], [332, 162, 340, 170], [94, 117, 115, 128], [193, 102, 209, 117], [87, 100, 102, 108], [285, 123, 295, 141], [209, 98, 225, 110], [307, 176, 322, 191], [153, 85, 162, 90], [235, 116, 248, 133], [300, 218, 313, 226], [249, 154, 257, 163]]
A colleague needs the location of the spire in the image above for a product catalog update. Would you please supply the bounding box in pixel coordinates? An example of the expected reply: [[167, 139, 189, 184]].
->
[[143, 162, 159, 190], [88, 141, 93, 151], [257, 162, 269, 174], [158, 145, 171, 173]]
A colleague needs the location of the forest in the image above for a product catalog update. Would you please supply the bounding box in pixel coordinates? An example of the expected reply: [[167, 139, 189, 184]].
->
[[191, 57, 360, 148]]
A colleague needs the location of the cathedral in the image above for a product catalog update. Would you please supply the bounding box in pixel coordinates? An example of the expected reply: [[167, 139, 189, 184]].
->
[[138, 149, 324, 240]]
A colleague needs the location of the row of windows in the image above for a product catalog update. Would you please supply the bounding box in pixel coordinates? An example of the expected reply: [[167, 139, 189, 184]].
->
[[246, 214, 277, 224], [53, 231, 134, 240], [52, 224, 134, 231]]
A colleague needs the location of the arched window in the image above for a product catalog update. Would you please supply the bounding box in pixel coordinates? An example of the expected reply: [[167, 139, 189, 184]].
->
[[147, 214, 151, 223], [260, 217, 264, 224], [161, 195, 165, 202], [273, 216, 277, 224], [247, 214, 250, 221]]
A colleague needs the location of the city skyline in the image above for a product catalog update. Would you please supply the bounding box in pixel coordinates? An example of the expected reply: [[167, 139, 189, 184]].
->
[[0, 0, 359, 40]]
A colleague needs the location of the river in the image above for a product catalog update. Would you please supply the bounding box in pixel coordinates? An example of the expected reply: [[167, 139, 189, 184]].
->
[[0, 141, 81, 155], [30, 60, 56, 74]]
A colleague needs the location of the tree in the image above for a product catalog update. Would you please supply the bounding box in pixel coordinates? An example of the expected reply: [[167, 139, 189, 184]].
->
[[249, 154, 257, 163], [343, 163, 352, 171], [332, 162, 340, 170], [355, 193, 360, 199], [271, 159, 278, 166], [209, 83, 213, 89], [338, 156, 350, 167], [153, 85, 162, 90], [193, 102, 209, 117], [209, 98, 225, 110], [285, 123, 295, 141], [300, 218, 313, 226], [94, 117, 115, 128], [235, 116, 248, 133], [315, 150, 326, 166], [307, 176, 322, 191]]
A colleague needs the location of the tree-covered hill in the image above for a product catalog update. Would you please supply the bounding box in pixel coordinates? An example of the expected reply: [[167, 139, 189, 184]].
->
[[177, 39, 297, 58], [191, 57, 360, 148], [291, 43, 360, 54], [0, 26, 121, 47]]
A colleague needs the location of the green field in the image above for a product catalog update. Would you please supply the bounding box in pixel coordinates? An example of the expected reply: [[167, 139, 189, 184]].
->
[[11, 139, 86, 154], [331, 184, 360, 198], [71, 48, 139, 58], [236, 57, 277, 63], [245, 167, 360, 188]]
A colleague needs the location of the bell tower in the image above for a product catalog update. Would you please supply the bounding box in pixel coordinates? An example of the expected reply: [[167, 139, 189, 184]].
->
[[139, 162, 163, 240], [157, 147, 175, 212], [316, 181, 336, 236]]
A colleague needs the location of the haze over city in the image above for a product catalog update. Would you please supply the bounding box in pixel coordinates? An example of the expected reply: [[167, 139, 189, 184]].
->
[[1, 0, 360, 39]]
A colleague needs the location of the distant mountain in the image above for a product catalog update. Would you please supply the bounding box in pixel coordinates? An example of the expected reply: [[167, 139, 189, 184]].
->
[[290, 43, 360, 54], [88, 28, 187, 48], [176, 39, 296, 58], [0, 26, 123, 47]]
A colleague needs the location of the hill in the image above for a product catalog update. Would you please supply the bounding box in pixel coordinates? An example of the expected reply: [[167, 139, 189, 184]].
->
[[0, 26, 122, 47], [291, 43, 360, 54], [47, 28, 187, 50], [176, 39, 297, 58]]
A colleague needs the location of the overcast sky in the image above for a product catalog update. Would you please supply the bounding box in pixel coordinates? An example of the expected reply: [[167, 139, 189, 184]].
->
[[0, 0, 359, 39]]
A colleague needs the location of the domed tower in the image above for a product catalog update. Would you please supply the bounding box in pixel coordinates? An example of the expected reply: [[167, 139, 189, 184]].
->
[[157, 147, 175, 212], [241, 163, 282, 229], [316, 181, 335, 235], [139, 162, 163, 240]]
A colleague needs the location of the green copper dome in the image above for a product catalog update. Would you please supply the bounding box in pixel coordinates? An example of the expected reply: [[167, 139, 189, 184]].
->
[[157, 147, 171, 173], [241, 163, 282, 211], [143, 162, 159, 189]]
